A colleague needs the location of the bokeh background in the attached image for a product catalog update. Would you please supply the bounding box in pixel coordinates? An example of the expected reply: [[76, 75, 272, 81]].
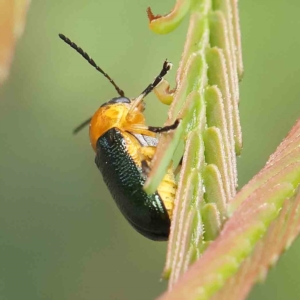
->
[[0, 1, 300, 299]]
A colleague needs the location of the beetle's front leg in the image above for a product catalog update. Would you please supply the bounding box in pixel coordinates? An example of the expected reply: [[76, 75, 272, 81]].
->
[[148, 119, 181, 134]]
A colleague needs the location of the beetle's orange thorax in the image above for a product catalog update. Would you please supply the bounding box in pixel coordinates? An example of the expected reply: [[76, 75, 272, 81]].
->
[[89, 103, 149, 151]]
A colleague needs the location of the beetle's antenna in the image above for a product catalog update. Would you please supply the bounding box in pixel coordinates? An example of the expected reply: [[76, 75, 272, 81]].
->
[[128, 60, 172, 114], [73, 117, 92, 134], [59, 33, 125, 97], [140, 60, 172, 98]]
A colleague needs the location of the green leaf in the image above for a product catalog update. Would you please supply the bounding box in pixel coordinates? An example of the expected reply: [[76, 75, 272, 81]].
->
[[147, 0, 192, 34]]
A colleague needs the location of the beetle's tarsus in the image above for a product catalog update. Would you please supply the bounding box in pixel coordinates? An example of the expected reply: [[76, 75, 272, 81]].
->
[[148, 119, 180, 133]]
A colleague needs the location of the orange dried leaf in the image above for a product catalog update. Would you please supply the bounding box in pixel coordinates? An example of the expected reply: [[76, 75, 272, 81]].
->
[[0, 0, 31, 84]]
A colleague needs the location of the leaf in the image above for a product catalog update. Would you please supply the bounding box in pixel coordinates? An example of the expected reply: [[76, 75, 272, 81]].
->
[[157, 118, 300, 300], [0, 0, 31, 84], [145, 0, 243, 288], [147, 0, 192, 34]]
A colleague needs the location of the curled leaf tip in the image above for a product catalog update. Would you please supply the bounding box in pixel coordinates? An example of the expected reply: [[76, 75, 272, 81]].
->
[[154, 79, 176, 105], [146, 7, 160, 22], [146, 0, 191, 35]]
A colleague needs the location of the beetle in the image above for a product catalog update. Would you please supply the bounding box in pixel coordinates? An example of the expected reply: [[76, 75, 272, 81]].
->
[[59, 34, 180, 241]]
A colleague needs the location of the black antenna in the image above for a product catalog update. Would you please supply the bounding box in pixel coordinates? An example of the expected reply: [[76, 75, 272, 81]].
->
[[73, 117, 92, 135], [58, 33, 125, 97], [127, 60, 172, 115], [139, 60, 172, 99]]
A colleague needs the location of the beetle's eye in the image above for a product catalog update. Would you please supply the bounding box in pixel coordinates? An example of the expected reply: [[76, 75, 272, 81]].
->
[[101, 97, 131, 107], [109, 97, 131, 105]]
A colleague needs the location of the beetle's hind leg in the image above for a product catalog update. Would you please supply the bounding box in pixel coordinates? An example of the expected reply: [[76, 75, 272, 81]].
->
[[174, 156, 183, 177], [141, 160, 151, 176]]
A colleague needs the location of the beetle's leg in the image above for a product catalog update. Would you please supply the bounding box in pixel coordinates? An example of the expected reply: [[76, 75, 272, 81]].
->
[[148, 119, 181, 133], [126, 119, 180, 137], [174, 156, 183, 176], [139, 146, 156, 161], [138, 146, 156, 176], [141, 160, 151, 176]]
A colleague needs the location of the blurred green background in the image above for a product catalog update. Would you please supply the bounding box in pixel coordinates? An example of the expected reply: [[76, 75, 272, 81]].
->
[[0, 1, 300, 299]]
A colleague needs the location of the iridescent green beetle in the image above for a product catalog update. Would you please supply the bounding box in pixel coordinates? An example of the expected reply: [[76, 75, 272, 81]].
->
[[59, 34, 179, 240]]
